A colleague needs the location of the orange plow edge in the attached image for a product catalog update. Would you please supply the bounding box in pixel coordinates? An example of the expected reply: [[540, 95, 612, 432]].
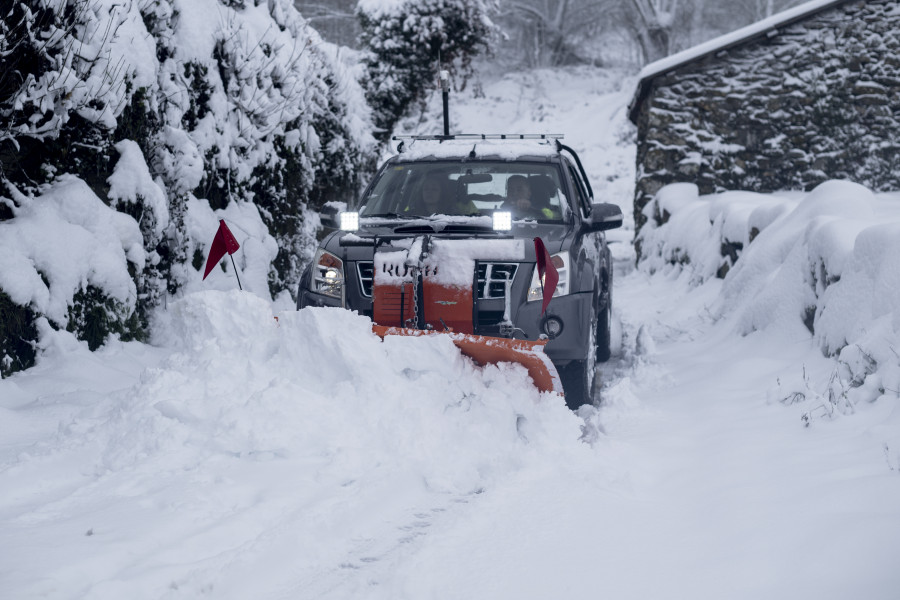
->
[[372, 324, 563, 395]]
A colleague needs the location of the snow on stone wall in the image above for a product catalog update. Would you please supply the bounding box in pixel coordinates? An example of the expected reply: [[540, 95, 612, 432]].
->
[[638, 180, 900, 401], [632, 0, 900, 237]]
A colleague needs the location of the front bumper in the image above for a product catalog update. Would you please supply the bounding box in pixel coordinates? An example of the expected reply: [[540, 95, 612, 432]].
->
[[499, 291, 595, 365]]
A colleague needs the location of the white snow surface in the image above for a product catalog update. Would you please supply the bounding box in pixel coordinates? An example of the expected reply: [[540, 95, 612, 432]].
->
[[2, 66, 900, 599]]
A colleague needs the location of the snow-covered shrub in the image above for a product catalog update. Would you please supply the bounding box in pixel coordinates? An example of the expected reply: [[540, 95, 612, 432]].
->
[[640, 180, 900, 411], [0, 0, 377, 376], [1, 0, 156, 369], [0, 1, 122, 146], [357, 0, 498, 140], [0, 175, 146, 361], [146, 0, 376, 296], [0, 290, 37, 378], [636, 183, 794, 282]]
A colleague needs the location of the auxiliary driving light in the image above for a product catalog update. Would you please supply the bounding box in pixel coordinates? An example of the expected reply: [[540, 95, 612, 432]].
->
[[493, 211, 512, 231], [541, 316, 564, 339], [340, 211, 359, 231]]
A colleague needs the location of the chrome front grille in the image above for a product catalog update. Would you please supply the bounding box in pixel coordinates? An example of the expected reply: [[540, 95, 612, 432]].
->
[[357, 262, 374, 297], [476, 263, 518, 299]]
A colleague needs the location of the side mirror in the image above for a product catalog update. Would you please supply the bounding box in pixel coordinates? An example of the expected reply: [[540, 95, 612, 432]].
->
[[320, 203, 343, 230], [586, 202, 623, 231]]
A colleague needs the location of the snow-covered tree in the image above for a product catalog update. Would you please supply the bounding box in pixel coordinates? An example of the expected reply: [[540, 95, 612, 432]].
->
[[357, 0, 498, 140], [488, 0, 810, 68], [295, 0, 360, 47], [626, 0, 680, 62]]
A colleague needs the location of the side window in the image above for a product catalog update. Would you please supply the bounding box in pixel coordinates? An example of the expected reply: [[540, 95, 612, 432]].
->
[[566, 162, 591, 216]]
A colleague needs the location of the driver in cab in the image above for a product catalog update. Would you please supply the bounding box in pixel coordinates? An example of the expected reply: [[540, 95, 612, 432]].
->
[[502, 175, 555, 219]]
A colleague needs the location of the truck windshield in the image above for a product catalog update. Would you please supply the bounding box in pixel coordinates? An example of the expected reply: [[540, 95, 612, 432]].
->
[[359, 161, 568, 222]]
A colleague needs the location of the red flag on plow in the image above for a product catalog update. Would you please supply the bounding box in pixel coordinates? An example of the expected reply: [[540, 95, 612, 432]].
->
[[203, 219, 241, 283], [533, 237, 558, 315]]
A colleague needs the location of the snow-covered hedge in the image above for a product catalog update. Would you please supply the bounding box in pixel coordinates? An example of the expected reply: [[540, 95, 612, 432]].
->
[[0, 0, 376, 377], [638, 180, 900, 409]]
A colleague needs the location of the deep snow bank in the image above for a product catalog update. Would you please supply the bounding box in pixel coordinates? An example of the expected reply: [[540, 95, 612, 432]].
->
[[638, 180, 900, 418], [105, 290, 581, 489]]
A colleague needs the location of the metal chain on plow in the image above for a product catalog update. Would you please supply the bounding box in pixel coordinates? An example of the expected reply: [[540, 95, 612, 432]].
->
[[405, 235, 433, 330], [402, 235, 426, 329], [408, 264, 419, 328]]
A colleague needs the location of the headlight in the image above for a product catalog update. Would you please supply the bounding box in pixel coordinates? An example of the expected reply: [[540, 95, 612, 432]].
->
[[527, 251, 569, 302], [311, 248, 344, 301]]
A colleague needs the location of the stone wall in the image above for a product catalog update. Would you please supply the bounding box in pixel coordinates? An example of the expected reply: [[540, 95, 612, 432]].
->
[[632, 0, 900, 237]]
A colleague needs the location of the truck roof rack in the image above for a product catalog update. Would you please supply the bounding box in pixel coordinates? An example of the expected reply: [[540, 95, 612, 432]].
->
[[392, 133, 564, 141]]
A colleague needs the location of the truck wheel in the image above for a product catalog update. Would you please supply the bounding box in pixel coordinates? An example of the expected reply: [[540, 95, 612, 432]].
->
[[561, 314, 597, 410], [560, 359, 595, 410], [596, 298, 611, 363]]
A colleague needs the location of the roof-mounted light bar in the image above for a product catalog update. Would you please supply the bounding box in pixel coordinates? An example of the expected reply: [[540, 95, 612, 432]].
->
[[392, 133, 564, 141]]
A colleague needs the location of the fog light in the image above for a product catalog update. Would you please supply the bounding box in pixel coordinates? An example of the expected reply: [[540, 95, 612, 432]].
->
[[541, 316, 563, 339]]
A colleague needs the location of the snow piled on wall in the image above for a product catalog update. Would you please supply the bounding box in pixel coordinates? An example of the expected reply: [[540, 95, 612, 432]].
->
[[638, 179, 900, 411]]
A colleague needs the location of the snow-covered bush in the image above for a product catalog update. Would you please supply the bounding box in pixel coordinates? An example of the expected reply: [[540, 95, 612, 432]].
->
[[638, 180, 900, 408], [0, 0, 157, 374], [637, 182, 798, 281], [0, 175, 146, 377], [0, 0, 377, 376], [146, 0, 376, 296], [357, 0, 498, 140]]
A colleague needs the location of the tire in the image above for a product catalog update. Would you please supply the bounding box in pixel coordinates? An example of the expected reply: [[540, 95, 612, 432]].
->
[[596, 296, 611, 363], [560, 359, 595, 410], [560, 311, 598, 410]]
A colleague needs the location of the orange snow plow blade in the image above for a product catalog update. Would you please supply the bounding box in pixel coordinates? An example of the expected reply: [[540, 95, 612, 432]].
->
[[372, 324, 562, 395]]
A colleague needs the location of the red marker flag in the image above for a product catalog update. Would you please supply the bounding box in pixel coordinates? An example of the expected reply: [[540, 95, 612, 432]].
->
[[533, 237, 558, 315], [203, 219, 241, 280]]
